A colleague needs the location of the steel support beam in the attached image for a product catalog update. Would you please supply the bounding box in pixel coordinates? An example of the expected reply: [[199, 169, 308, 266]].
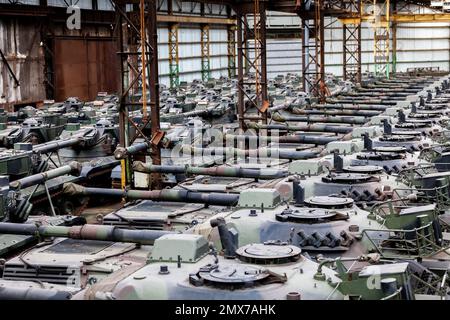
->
[[391, 0, 397, 73], [342, 0, 361, 83], [340, 13, 450, 24], [115, 2, 131, 187], [148, 0, 162, 189], [114, 0, 162, 189], [235, 1, 269, 130], [300, 0, 326, 101], [372, 0, 390, 78], [227, 25, 237, 78], [168, 23, 180, 88], [200, 24, 211, 82]]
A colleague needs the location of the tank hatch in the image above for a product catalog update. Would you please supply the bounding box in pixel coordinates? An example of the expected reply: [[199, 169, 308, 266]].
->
[[276, 208, 336, 222], [189, 264, 286, 289], [235, 243, 302, 265], [343, 165, 383, 174], [391, 130, 421, 136], [321, 173, 379, 184], [373, 146, 407, 153], [304, 196, 354, 209]]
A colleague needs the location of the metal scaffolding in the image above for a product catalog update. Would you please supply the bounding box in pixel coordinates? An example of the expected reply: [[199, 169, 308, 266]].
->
[[168, 23, 180, 89], [300, 0, 327, 101], [236, 0, 269, 130], [342, 0, 362, 83], [372, 0, 391, 78], [201, 24, 211, 82], [113, 0, 162, 189]]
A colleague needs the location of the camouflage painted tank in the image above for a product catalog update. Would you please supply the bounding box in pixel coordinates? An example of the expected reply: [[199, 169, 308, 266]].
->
[[287, 158, 409, 203], [72, 233, 344, 300], [57, 119, 119, 163], [0, 223, 171, 293], [0, 115, 67, 148]]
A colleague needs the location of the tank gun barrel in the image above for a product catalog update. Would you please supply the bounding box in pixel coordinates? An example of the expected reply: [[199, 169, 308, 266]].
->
[[9, 161, 81, 190], [338, 93, 406, 100], [114, 142, 149, 160], [326, 98, 397, 105], [132, 161, 288, 179], [182, 146, 321, 160], [224, 134, 339, 145], [32, 137, 83, 154], [290, 109, 381, 117], [246, 122, 353, 134], [63, 183, 239, 206], [0, 222, 173, 245], [271, 113, 367, 125], [161, 108, 211, 121], [312, 104, 388, 112]]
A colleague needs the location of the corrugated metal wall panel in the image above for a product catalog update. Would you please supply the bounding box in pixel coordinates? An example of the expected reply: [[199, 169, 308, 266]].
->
[[0, 19, 45, 106], [158, 26, 229, 86], [47, 0, 92, 9], [265, 15, 450, 77]]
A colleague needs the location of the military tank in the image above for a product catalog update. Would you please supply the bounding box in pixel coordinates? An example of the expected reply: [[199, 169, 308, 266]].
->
[[56, 119, 119, 163], [0, 114, 67, 148]]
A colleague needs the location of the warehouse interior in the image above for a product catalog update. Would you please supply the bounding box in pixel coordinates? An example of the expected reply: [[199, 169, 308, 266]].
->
[[2, 0, 450, 302], [2, 1, 450, 106]]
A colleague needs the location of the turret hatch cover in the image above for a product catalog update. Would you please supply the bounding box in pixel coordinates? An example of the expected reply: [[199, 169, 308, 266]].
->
[[197, 265, 269, 284], [343, 165, 383, 174], [275, 208, 337, 223], [391, 130, 421, 136], [304, 196, 354, 209], [321, 173, 378, 184], [236, 243, 302, 264], [373, 146, 407, 153]]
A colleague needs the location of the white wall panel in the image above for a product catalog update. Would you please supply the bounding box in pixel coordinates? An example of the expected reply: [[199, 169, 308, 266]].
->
[[265, 13, 450, 78]]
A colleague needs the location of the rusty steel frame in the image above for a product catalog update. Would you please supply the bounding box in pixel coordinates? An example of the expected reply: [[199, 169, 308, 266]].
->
[[342, 0, 362, 83], [114, 0, 162, 189], [236, 1, 269, 130], [300, 0, 327, 101], [227, 24, 237, 78]]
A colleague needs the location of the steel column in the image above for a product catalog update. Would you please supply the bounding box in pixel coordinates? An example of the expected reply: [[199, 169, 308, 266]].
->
[[372, 0, 391, 78], [236, 11, 246, 130], [227, 24, 237, 78], [342, 0, 362, 83], [200, 24, 211, 82], [148, 0, 162, 189], [391, 0, 397, 74], [114, 0, 162, 189], [168, 23, 180, 88], [235, 1, 269, 130], [300, 0, 326, 101]]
